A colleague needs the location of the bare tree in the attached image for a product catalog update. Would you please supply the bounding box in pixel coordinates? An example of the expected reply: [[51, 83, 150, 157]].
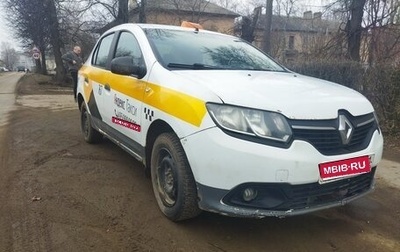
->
[[3, 0, 51, 74], [211, 0, 240, 13], [0, 42, 19, 70], [57, 1, 102, 54], [3, 0, 100, 80], [138, 0, 147, 23], [43, 0, 67, 81], [117, 0, 129, 23], [319, 0, 369, 61], [325, 0, 400, 63], [364, 0, 400, 64], [275, 0, 298, 17], [345, 0, 367, 61], [93, 0, 131, 33]]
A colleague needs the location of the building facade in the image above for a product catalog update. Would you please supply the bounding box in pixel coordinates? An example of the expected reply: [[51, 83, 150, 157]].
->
[[254, 11, 341, 62], [129, 0, 240, 34]]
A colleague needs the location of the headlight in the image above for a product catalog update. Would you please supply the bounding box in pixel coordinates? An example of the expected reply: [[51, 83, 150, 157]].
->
[[206, 103, 292, 143]]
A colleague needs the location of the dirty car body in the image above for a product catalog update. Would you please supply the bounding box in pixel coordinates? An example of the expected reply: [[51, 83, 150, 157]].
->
[[76, 24, 384, 221]]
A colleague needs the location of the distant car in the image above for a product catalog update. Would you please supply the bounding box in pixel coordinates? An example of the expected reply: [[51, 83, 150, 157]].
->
[[0, 67, 9, 72], [17, 66, 26, 72]]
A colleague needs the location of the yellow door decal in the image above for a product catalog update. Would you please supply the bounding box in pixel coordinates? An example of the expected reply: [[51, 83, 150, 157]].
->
[[82, 66, 207, 127]]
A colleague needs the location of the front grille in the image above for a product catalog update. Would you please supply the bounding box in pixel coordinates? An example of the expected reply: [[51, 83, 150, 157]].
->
[[290, 112, 377, 155], [223, 168, 375, 211], [283, 168, 375, 210]]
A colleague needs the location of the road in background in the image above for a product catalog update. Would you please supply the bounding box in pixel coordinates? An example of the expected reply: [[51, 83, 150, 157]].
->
[[0, 72, 24, 126]]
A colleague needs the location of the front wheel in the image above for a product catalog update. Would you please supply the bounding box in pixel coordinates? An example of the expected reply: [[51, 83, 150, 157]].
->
[[151, 133, 201, 221], [80, 102, 103, 144]]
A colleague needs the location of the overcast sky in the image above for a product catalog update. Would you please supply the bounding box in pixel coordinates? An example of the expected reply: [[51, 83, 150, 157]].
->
[[0, 12, 19, 49]]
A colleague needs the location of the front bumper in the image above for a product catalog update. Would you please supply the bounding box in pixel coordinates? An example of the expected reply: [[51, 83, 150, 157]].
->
[[197, 167, 375, 218], [182, 126, 383, 217]]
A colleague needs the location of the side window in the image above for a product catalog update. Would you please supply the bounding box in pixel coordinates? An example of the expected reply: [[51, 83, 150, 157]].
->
[[93, 33, 114, 68], [114, 32, 143, 66]]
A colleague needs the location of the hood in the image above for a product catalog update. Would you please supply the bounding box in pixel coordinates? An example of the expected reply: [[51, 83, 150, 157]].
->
[[174, 70, 374, 119]]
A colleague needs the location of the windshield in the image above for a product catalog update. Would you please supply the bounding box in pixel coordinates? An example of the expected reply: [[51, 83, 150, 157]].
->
[[144, 28, 286, 72]]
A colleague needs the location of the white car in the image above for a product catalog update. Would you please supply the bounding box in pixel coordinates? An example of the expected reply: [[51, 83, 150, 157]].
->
[[77, 23, 383, 221]]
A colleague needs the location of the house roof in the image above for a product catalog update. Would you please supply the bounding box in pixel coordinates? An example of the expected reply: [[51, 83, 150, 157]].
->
[[257, 14, 341, 33], [132, 0, 240, 17]]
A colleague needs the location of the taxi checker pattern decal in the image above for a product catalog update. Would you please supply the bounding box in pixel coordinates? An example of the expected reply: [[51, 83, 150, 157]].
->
[[144, 107, 154, 122]]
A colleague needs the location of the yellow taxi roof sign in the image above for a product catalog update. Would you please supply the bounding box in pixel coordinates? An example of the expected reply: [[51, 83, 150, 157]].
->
[[181, 21, 203, 30]]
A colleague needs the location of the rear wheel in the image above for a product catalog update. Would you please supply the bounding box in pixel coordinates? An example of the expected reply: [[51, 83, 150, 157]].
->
[[80, 102, 102, 144], [151, 133, 201, 221]]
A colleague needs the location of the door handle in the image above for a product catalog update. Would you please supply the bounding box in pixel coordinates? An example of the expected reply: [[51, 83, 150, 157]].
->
[[104, 83, 111, 91]]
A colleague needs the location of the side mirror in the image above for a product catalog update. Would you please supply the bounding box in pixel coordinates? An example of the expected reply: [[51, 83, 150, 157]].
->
[[110, 56, 146, 79]]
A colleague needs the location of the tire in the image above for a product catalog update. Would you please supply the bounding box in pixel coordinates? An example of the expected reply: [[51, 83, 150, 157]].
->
[[80, 102, 103, 144], [151, 133, 201, 221]]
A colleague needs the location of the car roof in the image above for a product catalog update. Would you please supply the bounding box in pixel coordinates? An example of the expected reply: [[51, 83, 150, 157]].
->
[[105, 23, 231, 38]]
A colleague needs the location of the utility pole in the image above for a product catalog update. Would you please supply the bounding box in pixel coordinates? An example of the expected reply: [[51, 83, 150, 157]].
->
[[263, 0, 273, 54]]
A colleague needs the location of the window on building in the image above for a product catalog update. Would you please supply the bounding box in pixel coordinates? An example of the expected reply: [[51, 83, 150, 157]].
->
[[288, 36, 295, 50]]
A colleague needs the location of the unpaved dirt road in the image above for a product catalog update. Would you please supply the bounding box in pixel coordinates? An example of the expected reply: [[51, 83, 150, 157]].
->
[[0, 73, 399, 252]]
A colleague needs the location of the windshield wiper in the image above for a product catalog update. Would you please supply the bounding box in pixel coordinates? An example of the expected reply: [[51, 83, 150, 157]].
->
[[167, 63, 287, 72], [236, 67, 288, 72], [167, 63, 225, 70]]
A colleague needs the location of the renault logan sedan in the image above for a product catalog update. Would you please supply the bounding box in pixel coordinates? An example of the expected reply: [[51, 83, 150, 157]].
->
[[76, 23, 383, 221]]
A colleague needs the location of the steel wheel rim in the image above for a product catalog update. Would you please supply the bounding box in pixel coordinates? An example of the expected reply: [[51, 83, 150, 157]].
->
[[156, 148, 177, 207], [82, 109, 90, 137]]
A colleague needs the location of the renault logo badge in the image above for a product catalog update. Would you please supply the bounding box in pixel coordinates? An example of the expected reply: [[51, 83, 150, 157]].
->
[[338, 115, 353, 145]]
